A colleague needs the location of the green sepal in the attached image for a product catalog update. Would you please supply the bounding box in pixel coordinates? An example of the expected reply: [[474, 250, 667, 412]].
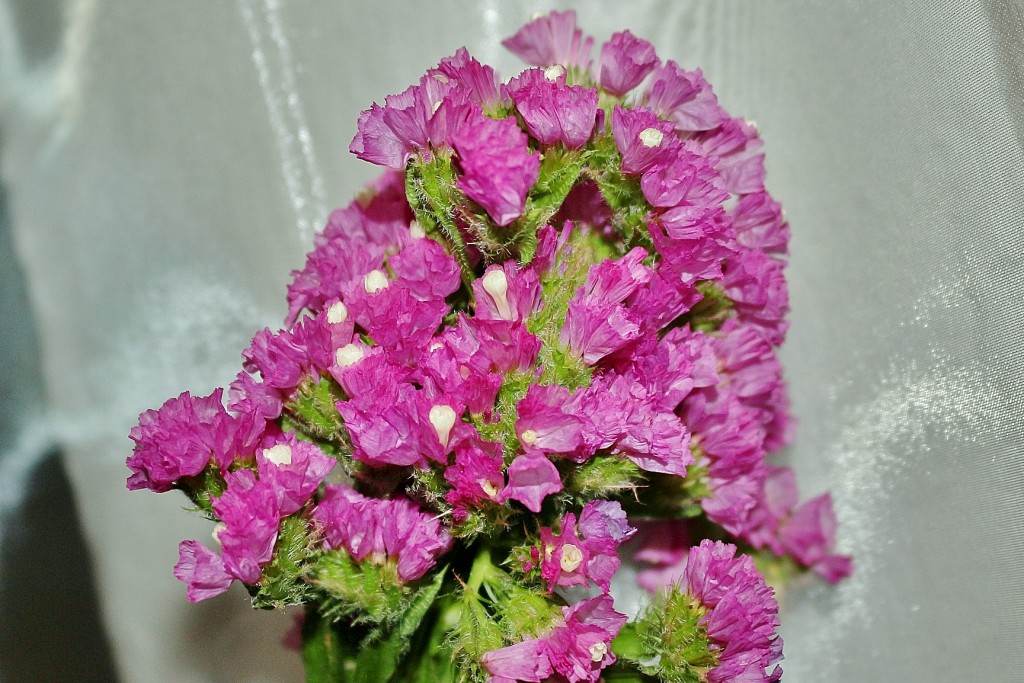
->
[[312, 551, 407, 626], [511, 147, 589, 259], [627, 588, 717, 683], [564, 455, 642, 503], [251, 515, 317, 608], [685, 281, 734, 332], [284, 376, 349, 446]]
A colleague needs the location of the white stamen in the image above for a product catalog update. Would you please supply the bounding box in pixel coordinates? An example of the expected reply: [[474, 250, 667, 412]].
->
[[543, 64, 565, 81], [264, 444, 293, 466], [212, 523, 227, 546], [335, 344, 365, 368], [520, 429, 538, 447], [429, 342, 444, 352], [560, 544, 584, 572], [639, 127, 664, 148], [326, 301, 348, 324], [409, 221, 426, 239], [479, 479, 500, 499], [459, 365, 471, 379], [588, 642, 608, 663], [482, 269, 513, 320], [364, 270, 389, 293], [433, 73, 449, 84], [431, 100, 442, 115], [429, 405, 458, 448]]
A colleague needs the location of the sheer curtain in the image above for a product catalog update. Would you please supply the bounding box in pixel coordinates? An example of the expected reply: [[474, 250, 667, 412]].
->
[[2, 1, 1022, 681]]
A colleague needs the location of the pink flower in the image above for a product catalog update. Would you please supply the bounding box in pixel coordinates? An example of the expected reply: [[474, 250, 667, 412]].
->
[[255, 434, 336, 516], [698, 118, 766, 195], [472, 261, 542, 324], [612, 106, 678, 175], [684, 540, 783, 683], [389, 237, 462, 301], [500, 453, 563, 513], [482, 594, 626, 683], [599, 31, 659, 96], [538, 500, 636, 592], [430, 47, 507, 114], [127, 389, 258, 492], [312, 485, 452, 581], [643, 62, 725, 133], [212, 469, 281, 583], [779, 494, 853, 584], [173, 540, 234, 603], [640, 142, 730, 209], [502, 10, 594, 71], [444, 436, 505, 515], [515, 384, 587, 456], [452, 111, 540, 226], [508, 69, 599, 149], [731, 190, 790, 255], [722, 248, 790, 345]]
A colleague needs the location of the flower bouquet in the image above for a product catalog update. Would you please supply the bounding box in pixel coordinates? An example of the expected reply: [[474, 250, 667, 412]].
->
[[127, 10, 850, 682]]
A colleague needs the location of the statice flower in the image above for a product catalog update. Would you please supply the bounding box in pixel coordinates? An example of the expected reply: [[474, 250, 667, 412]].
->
[[129, 13, 848, 681]]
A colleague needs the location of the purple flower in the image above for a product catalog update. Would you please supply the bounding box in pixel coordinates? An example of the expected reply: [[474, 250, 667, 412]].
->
[[722, 248, 790, 345], [127, 389, 257, 492], [286, 234, 387, 328], [389, 237, 462, 301], [255, 434, 336, 516], [472, 261, 542, 323], [345, 276, 449, 359], [731, 190, 790, 255], [698, 118, 766, 195], [212, 469, 280, 583], [452, 110, 540, 226], [515, 384, 587, 456], [502, 10, 594, 71], [599, 31, 659, 96], [643, 61, 725, 133], [430, 47, 507, 114], [640, 141, 729, 209], [508, 69, 599, 149], [500, 453, 563, 513], [312, 485, 452, 581], [173, 540, 234, 603], [779, 494, 853, 584], [683, 540, 783, 683], [538, 501, 635, 592], [612, 106, 678, 175], [443, 436, 505, 516], [349, 74, 475, 169], [482, 594, 626, 683]]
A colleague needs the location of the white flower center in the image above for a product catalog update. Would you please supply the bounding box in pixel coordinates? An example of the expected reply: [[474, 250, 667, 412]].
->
[[639, 127, 664, 148], [560, 544, 584, 572], [409, 221, 426, 239], [520, 429, 538, 447], [326, 301, 348, 324], [479, 479, 500, 499], [544, 64, 566, 81], [428, 405, 458, 448], [264, 444, 293, 466], [481, 269, 513, 320], [335, 344, 365, 368], [363, 270, 389, 293], [588, 642, 608, 662]]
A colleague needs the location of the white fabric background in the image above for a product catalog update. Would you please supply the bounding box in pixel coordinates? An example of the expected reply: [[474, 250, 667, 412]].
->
[[2, 1, 1022, 681]]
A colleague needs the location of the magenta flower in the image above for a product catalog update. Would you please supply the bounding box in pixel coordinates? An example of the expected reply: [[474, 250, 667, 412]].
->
[[501, 9, 594, 71], [612, 106, 678, 175], [127, 389, 259, 492], [452, 110, 540, 226], [508, 69, 599, 149], [444, 436, 505, 516], [430, 47, 507, 114], [174, 540, 234, 603], [481, 594, 626, 683], [779, 493, 853, 584], [500, 453, 563, 513], [698, 117, 766, 195], [255, 434, 336, 516], [312, 485, 452, 582], [472, 261, 542, 323], [731, 190, 790, 255], [538, 500, 635, 592], [683, 540, 783, 683], [643, 61, 725, 133], [599, 31, 659, 96], [515, 383, 587, 456], [389, 236, 462, 301], [640, 141, 729, 209], [722, 248, 790, 345]]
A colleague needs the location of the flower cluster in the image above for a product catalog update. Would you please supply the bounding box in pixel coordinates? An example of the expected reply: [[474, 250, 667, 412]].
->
[[127, 10, 849, 682]]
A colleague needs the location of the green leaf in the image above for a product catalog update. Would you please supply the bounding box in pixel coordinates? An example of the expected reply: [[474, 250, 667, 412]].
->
[[302, 610, 351, 683], [351, 568, 448, 682]]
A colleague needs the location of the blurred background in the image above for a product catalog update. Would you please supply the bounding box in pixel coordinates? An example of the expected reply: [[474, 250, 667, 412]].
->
[[1, 1, 1022, 681]]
